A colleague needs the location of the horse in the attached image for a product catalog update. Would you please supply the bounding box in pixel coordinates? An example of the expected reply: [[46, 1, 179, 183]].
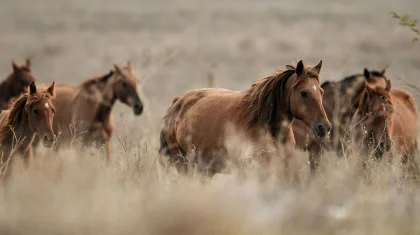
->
[[0, 81, 56, 176], [351, 79, 418, 175], [160, 60, 331, 177], [293, 68, 388, 174], [33, 61, 143, 159], [0, 59, 36, 111]]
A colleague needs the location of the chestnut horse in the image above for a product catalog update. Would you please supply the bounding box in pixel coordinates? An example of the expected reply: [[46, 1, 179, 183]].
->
[[351, 80, 418, 173], [160, 60, 331, 176], [293, 68, 388, 174], [0, 59, 36, 111], [33, 62, 143, 159], [0, 81, 56, 176]]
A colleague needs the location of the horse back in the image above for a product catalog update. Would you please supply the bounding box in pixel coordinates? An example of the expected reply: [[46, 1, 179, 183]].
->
[[391, 89, 417, 116], [163, 88, 245, 158]]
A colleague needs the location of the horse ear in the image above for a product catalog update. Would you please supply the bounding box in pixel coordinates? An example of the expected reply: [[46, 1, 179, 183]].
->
[[25, 58, 32, 70], [29, 81, 37, 94], [385, 79, 391, 92], [113, 64, 123, 74], [47, 82, 55, 96], [296, 60, 304, 76], [127, 61, 133, 69], [313, 60, 322, 74], [381, 66, 388, 76], [363, 68, 371, 80], [12, 60, 19, 72]]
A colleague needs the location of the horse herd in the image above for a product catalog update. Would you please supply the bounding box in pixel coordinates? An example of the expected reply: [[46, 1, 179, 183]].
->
[[0, 59, 417, 179]]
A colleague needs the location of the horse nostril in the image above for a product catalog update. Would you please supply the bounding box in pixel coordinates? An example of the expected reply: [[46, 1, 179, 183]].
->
[[317, 123, 326, 136], [379, 142, 385, 150], [379, 141, 391, 151], [133, 103, 143, 114], [44, 135, 55, 142]]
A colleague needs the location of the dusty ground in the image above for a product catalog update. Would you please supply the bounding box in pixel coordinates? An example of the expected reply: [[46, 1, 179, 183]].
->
[[1, 0, 420, 234]]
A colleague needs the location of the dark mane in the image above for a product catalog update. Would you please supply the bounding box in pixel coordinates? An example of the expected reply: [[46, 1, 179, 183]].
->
[[73, 71, 116, 101], [242, 67, 305, 137], [80, 71, 114, 89], [370, 70, 387, 78], [0, 94, 28, 144]]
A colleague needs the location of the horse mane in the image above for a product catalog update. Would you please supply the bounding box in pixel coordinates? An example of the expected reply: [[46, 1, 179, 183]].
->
[[242, 65, 317, 136], [80, 71, 115, 89], [0, 90, 54, 144]]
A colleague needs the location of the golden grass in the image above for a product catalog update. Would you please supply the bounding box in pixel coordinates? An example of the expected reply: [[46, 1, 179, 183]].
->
[[0, 137, 419, 235]]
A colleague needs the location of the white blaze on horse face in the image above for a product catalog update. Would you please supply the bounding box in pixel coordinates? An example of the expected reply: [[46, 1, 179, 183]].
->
[[44, 102, 49, 109], [312, 85, 317, 92]]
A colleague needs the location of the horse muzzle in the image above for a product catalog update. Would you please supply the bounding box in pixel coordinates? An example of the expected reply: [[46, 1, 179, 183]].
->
[[379, 139, 393, 152], [42, 134, 56, 148], [133, 102, 143, 116], [313, 121, 332, 139]]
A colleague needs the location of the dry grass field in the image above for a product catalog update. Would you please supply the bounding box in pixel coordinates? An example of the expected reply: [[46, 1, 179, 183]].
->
[[1, 0, 420, 234]]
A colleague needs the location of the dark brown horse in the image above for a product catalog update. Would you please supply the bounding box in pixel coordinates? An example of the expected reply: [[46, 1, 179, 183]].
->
[[293, 68, 388, 174], [0, 81, 56, 176], [34, 62, 143, 159], [0, 59, 36, 111], [160, 60, 331, 176], [351, 80, 418, 173]]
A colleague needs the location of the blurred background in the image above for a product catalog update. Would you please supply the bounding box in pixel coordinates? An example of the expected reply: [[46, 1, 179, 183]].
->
[[1, 0, 419, 149]]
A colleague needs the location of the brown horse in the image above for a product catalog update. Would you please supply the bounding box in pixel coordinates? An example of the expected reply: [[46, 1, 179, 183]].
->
[[293, 68, 388, 174], [351, 80, 418, 171], [0, 81, 56, 175], [0, 59, 36, 111], [34, 62, 143, 159], [160, 60, 331, 176]]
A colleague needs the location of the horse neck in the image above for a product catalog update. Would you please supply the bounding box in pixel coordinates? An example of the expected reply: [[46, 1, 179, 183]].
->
[[91, 81, 117, 125], [242, 73, 294, 139], [271, 77, 294, 138], [2, 110, 35, 157], [92, 97, 115, 125]]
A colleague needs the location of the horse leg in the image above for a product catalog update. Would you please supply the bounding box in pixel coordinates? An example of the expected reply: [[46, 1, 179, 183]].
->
[[105, 143, 111, 162], [403, 140, 419, 181], [22, 147, 33, 168], [308, 142, 322, 176]]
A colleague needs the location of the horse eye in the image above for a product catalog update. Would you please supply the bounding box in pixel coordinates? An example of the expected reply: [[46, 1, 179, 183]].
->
[[121, 81, 127, 88], [33, 109, 39, 115], [300, 91, 308, 99]]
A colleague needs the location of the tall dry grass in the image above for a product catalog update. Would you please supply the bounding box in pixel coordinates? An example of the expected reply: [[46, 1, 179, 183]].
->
[[0, 133, 419, 235]]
